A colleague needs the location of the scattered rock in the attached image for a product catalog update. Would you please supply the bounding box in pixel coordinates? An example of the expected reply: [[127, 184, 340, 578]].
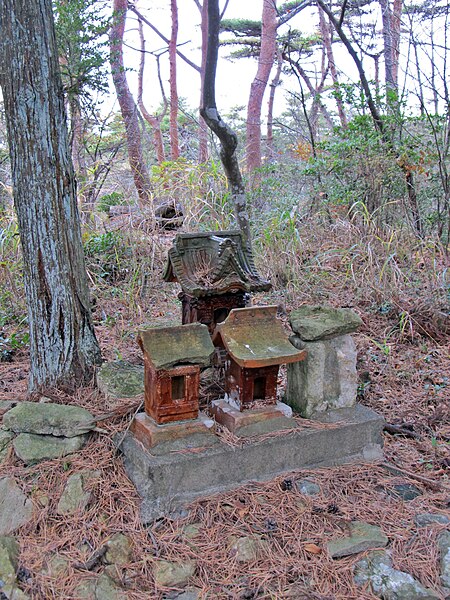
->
[[229, 536, 266, 563], [13, 433, 88, 465], [171, 589, 200, 600], [105, 533, 132, 567], [0, 430, 14, 462], [57, 471, 99, 515], [0, 536, 19, 585], [74, 573, 126, 600], [0, 477, 33, 535], [0, 584, 31, 599], [40, 554, 70, 578], [97, 361, 144, 399], [388, 483, 422, 501], [438, 530, 450, 589], [153, 559, 196, 587], [296, 479, 321, 496], [3, 402, 95, 438], [354, 550, 440, 599], [415, 513, 450, 527], [289, 305, 363, 341], [327, 521, 388, 559], [182, 524, 201, 540], [0, 401, 17, 417]]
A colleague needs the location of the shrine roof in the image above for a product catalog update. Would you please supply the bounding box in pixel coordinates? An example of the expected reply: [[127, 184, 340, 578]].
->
[[163, 230, 271, 297], [138, 323, 214, 370], [213, 306, 306, 368]]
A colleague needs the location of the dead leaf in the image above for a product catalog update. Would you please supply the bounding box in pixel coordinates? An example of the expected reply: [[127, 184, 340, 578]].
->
[[304, 543, 322, 555]]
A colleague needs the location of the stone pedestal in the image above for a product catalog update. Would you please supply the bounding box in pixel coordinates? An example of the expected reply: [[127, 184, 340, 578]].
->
[[286, 305, 362, 418], [210, 399, 296, 437]]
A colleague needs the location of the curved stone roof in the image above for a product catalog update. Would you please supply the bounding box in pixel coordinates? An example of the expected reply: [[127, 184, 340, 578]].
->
[[163, 231, 271, 297]]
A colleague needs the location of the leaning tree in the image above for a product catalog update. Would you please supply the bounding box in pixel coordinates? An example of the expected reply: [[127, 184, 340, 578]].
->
[[0, 0, 102, 392]]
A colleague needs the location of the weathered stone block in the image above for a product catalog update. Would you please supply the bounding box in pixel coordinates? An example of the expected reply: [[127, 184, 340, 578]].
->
[[286, 334, 358, 417], [13, 433, 88, 465], [3, 402, 95, 437], [289, 305, 362, 341], [97, 361, 144, 399], [0, 477, 33, 535]]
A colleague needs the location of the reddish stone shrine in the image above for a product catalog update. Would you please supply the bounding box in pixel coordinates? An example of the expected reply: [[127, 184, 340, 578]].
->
[[137, 323, 214, 424], [163, 231, 271, 334], [212, 306, 307, 410]]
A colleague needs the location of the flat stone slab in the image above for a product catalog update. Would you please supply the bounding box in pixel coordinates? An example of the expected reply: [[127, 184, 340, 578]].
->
[[130, 412, 218, 455], [327, 520, 388, 558], [3, 402, 95, 437], [290, 305, 363, 341], [118, 404, 384, 522], [210, 399, 296, 437], [0, 477, 33, 535], [13, 433, 88, 465]]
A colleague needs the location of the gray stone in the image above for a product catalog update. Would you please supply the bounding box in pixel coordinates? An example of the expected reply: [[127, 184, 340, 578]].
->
[[40, 554, 70, 577], [0, 536, 19, 585], [438, 530, 450, 589], [182, 524, 202, 540], [286, 334, 358, 417], [3, 402, 95, 437], [118, 404, 384, 522], [153, 559, 196, 587], [0, 478, 33, 535], [229, 536, 264, 562], [13, 433, 88, 465], [172, 590, 200, 600], [105, 533, 132, 567], [388, 484, 422, 501], [0, 431, 14, 462], [296, 479, 321, 496], [74, 573, 126, 600], [0, 402, 16, 416], [57, 471, 99, 515], [415, 513, 450, 527], [97, 361, 144, 399], [0, 585, 30, 599], [289, 305, 363, 341], [354, 550, 440, 599], [327, 521, 388, 558]]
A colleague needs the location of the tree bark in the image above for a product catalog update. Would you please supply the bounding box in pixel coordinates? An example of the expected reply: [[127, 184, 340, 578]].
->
[[0, 0, 102, 392], [137, 19, 166, 165], [246, 0, 278, 178], [198, 0, 209, 163], [266, 48, 283, 162], [200, 0, 252, 251], [110, 0, 154, 212], [169, 0, 180, 160]]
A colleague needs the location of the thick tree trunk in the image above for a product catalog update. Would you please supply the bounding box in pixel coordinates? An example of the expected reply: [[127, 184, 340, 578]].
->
[[110, 0, 154, 212], [246, 0, 278, 178], [201, 0, 251, 252], [137, 19, 166, 165], [0, 0, 102, 392], [169, 0, 180, 160]]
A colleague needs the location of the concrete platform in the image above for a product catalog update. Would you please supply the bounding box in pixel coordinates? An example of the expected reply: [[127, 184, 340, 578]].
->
[[117, 404, 384, 523]]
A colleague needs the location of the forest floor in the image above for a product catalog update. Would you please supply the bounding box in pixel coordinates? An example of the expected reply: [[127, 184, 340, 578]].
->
[[0, 225, 449, 599]]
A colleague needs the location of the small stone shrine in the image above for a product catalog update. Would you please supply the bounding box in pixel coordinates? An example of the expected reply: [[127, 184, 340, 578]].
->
[[286, 305, 363, 417], [131, 323, 217, 451], [163, 231, 271, 334], [211, 306, 307, 433]]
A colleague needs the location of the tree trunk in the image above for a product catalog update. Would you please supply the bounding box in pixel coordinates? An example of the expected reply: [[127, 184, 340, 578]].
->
[[201, 0, 252, 252], [110, 0, 154, 212], [266, 48, 283, 162], [198, 0, 209, 163], [169, 0, 180, 160], [246, 0, 278, 178], [0, 0, 102, 392], [318, 8, 347, 127], [137, 19, 166, 165]]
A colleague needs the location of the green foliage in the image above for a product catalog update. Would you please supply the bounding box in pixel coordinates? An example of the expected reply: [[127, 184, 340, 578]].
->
[[53, 0, 110, 102], [97, 191, 125, 213], [83, 231, 130, 284]]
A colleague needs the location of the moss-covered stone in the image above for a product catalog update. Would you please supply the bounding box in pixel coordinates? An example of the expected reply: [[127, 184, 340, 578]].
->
[[327, 521, 388, 558], [0, 478, 33, 535], [97, 361, 144, 399], [289, 305, 363, 341], [3, 402, 95, 437], [13, 433, 88, 465]]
